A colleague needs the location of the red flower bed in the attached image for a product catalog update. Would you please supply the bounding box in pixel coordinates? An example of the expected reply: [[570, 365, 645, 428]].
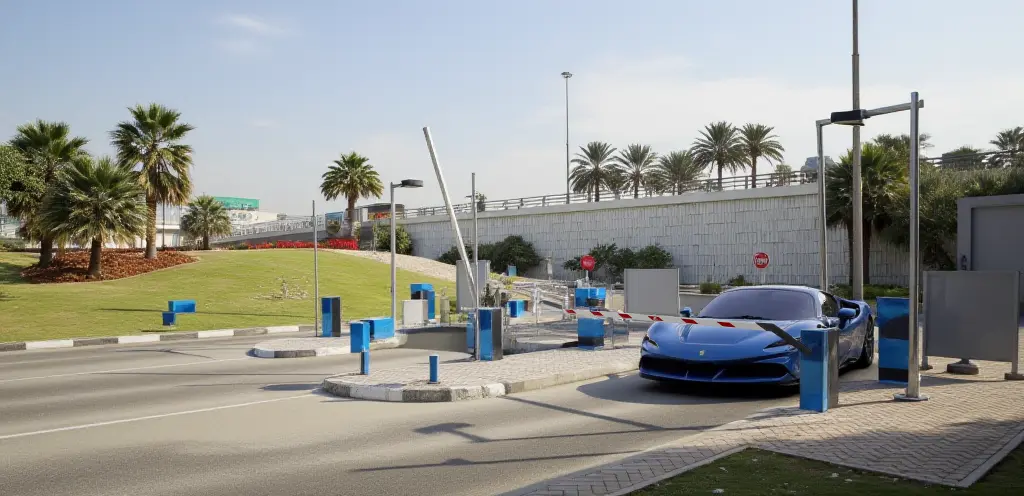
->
[[21, 250, 197, 283], [228, 238, 358, 250]]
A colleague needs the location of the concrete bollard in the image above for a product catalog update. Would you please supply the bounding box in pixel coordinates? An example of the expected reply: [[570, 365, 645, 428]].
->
[[360, 350, 370, 375], [799, 328, 839, 412], [428, 354, 439, 384]]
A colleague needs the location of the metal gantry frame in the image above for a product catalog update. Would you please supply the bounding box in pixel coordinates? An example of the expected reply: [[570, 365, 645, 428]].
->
[[815, 92, 927, 401]]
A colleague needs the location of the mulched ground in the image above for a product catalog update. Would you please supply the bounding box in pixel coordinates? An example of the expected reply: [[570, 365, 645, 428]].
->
[[20, 249, 196, 283]]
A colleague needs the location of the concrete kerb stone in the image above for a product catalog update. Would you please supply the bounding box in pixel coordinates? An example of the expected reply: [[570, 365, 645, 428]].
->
[[0, 324, 315, 353], [251, 337, 401, 359], [323, 360, 638, 403]]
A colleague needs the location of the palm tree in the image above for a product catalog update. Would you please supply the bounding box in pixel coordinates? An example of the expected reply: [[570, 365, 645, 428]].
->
[[773, 163, 794, 186], [690, 121, 744, 190], [110, 103, 195, 260], [825, 143, 906, 285], [320, 152, 384, 238], [39, 156, 146, 278], [655, 150, 704, 194], [8, 120, 90, 268], [738, 123, 784, 188], [989, 127, 1024, 168], [569, 141, 617, 202], [614, 144, 658, 198], [180, 195, 232, 250]]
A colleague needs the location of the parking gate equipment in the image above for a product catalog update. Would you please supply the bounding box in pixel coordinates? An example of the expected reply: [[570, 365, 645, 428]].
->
[[349, 321, 370, 353], [567, 308, 840, 413], [876, 297, 910, 385], [410, 283, 436, 320], [476, 307, 503, 361], [360, 350, 370, 375], [429, 354, 439, 384], [321, 296, 342, 338], [361, 317, 394, 340], [162, 312, 176, 326], [577, 318, 604, 350], [168, 299, 196, 313]]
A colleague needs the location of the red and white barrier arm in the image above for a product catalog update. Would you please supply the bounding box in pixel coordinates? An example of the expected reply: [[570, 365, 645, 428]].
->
[[563, 308, 765, 331]]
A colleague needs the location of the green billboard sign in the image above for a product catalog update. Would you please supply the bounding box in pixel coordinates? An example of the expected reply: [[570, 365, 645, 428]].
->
[[213, 196, 260, 211]]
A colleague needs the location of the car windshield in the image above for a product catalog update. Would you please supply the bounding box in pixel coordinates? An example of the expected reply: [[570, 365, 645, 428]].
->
[[698, 289, 818, 321]]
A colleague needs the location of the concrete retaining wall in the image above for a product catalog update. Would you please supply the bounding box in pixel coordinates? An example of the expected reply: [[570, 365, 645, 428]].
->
[[381, 185, 909, 287]]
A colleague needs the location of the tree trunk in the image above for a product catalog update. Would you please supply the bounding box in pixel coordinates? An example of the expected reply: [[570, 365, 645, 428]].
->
[[717, 164, 724, 190], [863, 221, 872, 286], [594, 184, 601, 202], [633, 180, 639, 199], [38, 237, 54, 268], [751, 155, 758, 188], [87, 238, 102, 278], [203, 235, 210, 251], [346, 196, 358, 238], [145, 196, 157, 259]]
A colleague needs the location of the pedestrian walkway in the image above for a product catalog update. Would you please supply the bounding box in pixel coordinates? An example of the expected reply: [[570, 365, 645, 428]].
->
[[505, 357, 1024, 495]]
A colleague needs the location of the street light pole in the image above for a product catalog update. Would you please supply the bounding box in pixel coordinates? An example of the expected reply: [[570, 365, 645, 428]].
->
[[390, 183, 397, 325], [851, 0, 864, 300], [562, 71, 573, 205], [816, 119, 831, 290]]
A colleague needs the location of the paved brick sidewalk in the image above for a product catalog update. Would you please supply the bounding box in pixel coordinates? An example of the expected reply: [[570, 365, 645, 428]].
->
[[505, 357, 1024, 495], [323, 346, 640, 402]]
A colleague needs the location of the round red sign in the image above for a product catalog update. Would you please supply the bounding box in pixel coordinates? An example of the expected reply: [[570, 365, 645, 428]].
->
[[580, 255, 596, 271], [753, 252, 770, 269]]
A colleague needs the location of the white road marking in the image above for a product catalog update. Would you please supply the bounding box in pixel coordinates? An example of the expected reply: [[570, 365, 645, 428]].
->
[[0, 357, 255, 384], [0, 393, 315, 441]]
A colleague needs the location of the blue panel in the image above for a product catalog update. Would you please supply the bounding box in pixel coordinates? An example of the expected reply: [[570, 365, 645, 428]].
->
[[574, 288, 589, 308], [466, 317, 475, 350], [507, 265, 517, 277], [878, 338, 909, 372], [410, 283, 434, 294], [799, 329, 828, 412], [478, 308, 495, 360], [350, 321, 370, 352], [363, 317, 395, 340], [168, 300, 196, 313], [593, 288, 606, 299], [577, 318, 605, 350], [429, 354, 439, 383], [507, 299, 527, 318], [162, 311, 176, 326], [321, 297, 335, 338], [876, 297, 910, 341]]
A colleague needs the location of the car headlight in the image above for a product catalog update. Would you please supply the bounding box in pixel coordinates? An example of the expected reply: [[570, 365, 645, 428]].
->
[[766, 337, 800, 348], [642, 334, 658, 348]]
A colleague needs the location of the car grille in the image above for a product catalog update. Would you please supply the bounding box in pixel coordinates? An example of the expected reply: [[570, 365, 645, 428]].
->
[[640, 356, 789, 381]]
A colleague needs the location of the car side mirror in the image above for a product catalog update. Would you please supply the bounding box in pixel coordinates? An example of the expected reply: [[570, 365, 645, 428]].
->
[[680, 307, 692, 317], [838, 308, 856, 320]]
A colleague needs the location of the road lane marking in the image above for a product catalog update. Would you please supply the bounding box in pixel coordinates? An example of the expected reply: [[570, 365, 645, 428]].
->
[[0, 357, 255, 384], [0, 393, 316, 441]]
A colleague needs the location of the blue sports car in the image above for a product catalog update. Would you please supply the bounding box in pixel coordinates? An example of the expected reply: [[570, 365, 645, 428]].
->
[[639, 285, 873, 385]]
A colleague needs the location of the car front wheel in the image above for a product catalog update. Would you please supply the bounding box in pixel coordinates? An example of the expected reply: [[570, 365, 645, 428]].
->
[[853, 318, 875, 369]]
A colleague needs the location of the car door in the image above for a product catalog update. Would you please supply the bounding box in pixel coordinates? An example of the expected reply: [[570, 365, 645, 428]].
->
[[817, 291, 852, 359]]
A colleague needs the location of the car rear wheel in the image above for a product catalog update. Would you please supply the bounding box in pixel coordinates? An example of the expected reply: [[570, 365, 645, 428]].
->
[[854, 318, 875, 369]]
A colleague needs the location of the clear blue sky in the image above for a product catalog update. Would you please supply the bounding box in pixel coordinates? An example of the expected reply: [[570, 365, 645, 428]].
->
[[3, 0, 1022, 214]]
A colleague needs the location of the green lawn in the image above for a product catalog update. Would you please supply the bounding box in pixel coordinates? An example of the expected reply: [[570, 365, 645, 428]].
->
[[0, 250, 453, 343], [635, 445, 1024, 495]]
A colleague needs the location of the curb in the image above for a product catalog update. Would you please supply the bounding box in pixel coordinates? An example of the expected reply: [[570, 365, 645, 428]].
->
[[252, 338, 401, 358], [321, 361, 637, 402], [0, 324, 315, 353]]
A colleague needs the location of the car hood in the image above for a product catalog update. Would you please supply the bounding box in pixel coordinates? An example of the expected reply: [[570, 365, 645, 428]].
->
[[647, 320, 814, 347]]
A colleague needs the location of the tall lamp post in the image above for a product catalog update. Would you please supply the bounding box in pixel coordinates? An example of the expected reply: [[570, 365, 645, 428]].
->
[[561, 71, 573, 205], [390, 179, 423, 325], [850, 0, 864, 301]]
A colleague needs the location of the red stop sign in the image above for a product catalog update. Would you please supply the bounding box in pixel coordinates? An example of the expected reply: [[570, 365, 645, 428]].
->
[[580, 255, 596, 271], [753, 252, 770, 269]]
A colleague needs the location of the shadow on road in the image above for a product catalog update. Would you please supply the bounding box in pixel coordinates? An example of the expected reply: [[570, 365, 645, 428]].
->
[[351, 450, 639, 473], [574, 372, 798, 405]]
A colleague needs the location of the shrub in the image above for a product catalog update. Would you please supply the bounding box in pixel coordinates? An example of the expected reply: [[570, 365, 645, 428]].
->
[[728, 274, 752, 287], [568, 243, 673, 282], [372, 222, 413, 255], [320, 238, 358, 250], [700, 277, 722, 294], [0, 238, 26, 252], [490, 235, 541, 273], [832, 284, 908, 300]]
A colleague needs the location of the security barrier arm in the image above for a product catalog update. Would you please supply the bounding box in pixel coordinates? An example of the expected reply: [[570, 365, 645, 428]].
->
[[565, 308, 812, 355]]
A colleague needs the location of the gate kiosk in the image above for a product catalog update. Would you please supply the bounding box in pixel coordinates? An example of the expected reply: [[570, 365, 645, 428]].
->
[[747, 323, 839, 412]]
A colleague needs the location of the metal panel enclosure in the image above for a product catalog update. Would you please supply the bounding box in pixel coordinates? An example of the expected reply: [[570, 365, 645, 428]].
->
[[623, 268, 680, 316], [456, 260, 491, 311], [924, 270, 1021, 362]]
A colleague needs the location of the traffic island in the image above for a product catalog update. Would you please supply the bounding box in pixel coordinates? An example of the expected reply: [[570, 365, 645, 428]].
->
[[322, 347, 639, 402]]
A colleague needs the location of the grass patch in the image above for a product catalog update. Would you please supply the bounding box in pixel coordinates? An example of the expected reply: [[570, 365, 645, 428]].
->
[[635, 445, 1024, 495], [0, 250, 452, 343]]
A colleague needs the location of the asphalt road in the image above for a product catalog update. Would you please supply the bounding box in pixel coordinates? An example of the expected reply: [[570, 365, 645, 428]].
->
[[0, 332, 877, 496]]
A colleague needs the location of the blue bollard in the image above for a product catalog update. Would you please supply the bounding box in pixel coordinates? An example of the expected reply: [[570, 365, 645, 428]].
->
[[799, 328, 839, 412], [876, 297, 910, 385], [429, 354, 439, 384], [350, 321, 370, 353], [162, 311, 176, 326], [360, 350, 370, 375], [577, 318, 605, 350]]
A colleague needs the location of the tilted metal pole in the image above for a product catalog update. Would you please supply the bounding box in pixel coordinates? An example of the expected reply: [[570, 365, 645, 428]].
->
[[816, 120, 830, 290], [422, 127, 480, 359]]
